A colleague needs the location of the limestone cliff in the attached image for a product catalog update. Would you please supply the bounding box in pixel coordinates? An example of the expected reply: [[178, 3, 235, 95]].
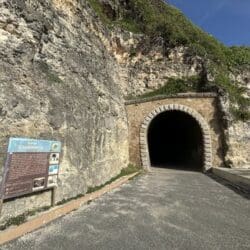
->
[[0, 0, 249, 223], [96, 0, 250, 168], [0, 0, 129, 221], [106, 28, 250, 168]]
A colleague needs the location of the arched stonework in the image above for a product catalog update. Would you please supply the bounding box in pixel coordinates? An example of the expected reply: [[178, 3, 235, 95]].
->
[[140, 104, 212, 172]]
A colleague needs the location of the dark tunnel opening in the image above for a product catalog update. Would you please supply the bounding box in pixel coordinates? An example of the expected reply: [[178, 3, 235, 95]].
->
[[147, 110, 204, 170]]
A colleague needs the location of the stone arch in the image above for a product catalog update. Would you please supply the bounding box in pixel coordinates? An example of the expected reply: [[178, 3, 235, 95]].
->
[[140, 104, 212, 172]]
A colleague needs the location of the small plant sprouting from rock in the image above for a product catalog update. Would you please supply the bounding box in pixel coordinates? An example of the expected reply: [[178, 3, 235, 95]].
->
[[37, 61, 63, 84], [87, 164, 140, 194], [56, 193, 86, 206], [57, 164, 140, 205], [87, 0, 250, 121], [139, 76, 203, 98], [0, 206, 51, 231], [0, 165, 140, 231], [127, 75, 250, 121], [0, 214, 26, 231]]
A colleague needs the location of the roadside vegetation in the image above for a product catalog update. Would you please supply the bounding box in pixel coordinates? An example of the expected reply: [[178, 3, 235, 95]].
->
[[87, 0, 250, 121], [57, 164, 140, 205], [86, 164, 140, 194], [0, 164, 140, 231], [0, 206, 51, 231]]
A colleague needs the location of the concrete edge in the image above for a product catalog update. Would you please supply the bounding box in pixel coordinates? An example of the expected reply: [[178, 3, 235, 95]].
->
[[212, 167, 250, 191], [0, 172, 139, 245], [125, 92, 217, 105]]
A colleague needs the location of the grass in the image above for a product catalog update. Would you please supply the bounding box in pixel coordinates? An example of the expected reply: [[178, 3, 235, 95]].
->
[[0, 214, 26, 230], [214, 72, 250, 121], [138, 76, 204, 98], [87, 0, 113, 25], [86, 0, 250, 121], [86, 0, 250, 68], [57, 164, 140, 205], [0, 164, 140, 231], [0, 206, 51, 231], [129, 74, 250, 121], [56, 193, 86, 206], [37, 61, 63, 84], [87, 164, 140, 193]]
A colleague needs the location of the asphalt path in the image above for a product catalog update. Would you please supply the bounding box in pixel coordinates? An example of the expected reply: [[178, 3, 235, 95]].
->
[[2, 168, 250, 250]]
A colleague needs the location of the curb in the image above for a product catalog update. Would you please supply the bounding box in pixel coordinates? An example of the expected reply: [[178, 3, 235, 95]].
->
[[212, 167, 250, 191], [0, 172, 139, 245]]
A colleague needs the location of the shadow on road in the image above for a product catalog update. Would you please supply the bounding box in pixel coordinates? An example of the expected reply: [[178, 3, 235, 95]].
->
[[151, 166, 250, 200], [206, 172, 250, 200]]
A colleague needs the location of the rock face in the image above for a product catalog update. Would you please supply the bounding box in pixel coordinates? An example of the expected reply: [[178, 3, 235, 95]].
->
[[226, 121, 250, 168], [0, 0, 249, 222], [106, 29, 250, 170], [107, 30, 204, 96], [0, 0, 129, 221]]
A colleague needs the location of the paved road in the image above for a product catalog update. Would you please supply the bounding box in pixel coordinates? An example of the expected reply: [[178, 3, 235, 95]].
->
[[2, 169, 250, 250]]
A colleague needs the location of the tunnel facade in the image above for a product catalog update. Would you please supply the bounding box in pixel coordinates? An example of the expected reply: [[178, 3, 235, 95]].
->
[[140, 104, 212, 172]]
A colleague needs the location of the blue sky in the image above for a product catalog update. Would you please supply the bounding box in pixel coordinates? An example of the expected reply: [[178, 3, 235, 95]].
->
[[166, 0, 250, 46]]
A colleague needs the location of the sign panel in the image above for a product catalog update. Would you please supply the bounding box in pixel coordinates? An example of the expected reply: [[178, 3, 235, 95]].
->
[[1, 138, 62, 200], [7, 138, 61, 153]]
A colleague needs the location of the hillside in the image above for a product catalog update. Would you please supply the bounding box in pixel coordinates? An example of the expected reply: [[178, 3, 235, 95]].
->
[[88, 0, 250, 121], [0, 0, 249, 224]]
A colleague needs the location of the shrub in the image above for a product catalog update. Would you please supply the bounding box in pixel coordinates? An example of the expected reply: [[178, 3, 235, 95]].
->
[[87, 0, 250, 120]]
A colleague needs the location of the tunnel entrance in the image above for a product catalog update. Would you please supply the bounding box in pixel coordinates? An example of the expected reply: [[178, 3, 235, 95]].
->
[[147, 110, 203, 170]]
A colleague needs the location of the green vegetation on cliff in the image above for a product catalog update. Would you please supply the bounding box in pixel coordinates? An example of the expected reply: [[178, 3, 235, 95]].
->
[[88, 0, 250, 67], [139, 77, 203, 98], [87, 0, 250, 121]]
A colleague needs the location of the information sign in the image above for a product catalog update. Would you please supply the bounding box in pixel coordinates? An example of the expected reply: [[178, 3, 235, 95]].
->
[[0, 138, 62, 199]]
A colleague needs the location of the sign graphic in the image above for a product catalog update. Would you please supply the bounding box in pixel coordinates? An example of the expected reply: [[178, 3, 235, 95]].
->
[[7, 138, 61, 153], [48, 165, 59, 175], [49, 153, 60, 165], [0, 138, 62, 200]]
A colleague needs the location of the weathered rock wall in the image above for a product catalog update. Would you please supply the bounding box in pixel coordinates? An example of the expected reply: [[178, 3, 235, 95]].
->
[[0, 0, 249, 224], [0, 0, 128, 222], [107, 30, 204, 96], [106, 28, 249, 169], [226, 122, 250, 168]]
